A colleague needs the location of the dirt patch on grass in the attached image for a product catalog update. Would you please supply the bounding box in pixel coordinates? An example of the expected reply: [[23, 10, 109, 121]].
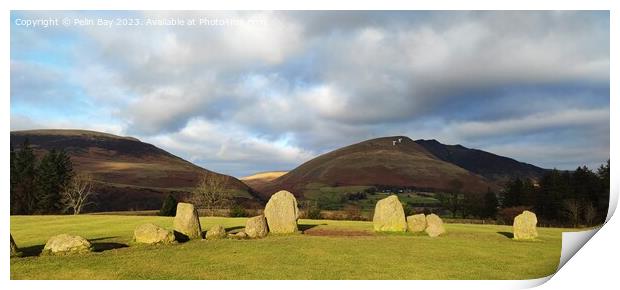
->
[[303, 228, 374, 237]]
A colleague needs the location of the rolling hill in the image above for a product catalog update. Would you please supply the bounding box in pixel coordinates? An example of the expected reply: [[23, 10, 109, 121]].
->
[[10, 129, 259, 211], [241, 171, 288, 190], [252, 136, 495, 199], [414, 139, 547, 183]]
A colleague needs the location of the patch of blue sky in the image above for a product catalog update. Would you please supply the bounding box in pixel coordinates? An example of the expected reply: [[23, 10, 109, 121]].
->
[[12, 78, 97, 115], [11, 99, 123, 131], [268, 52, 323, 90], [11, 28, 77, 68], [11, 10, 142, 67]]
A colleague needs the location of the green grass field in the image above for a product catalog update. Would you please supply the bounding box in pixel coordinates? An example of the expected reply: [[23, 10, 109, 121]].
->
[[10, 215, 565, 280], [302, 183, 440, 210]]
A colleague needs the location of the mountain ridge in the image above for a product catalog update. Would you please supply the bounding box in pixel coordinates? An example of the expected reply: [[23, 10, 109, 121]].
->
[[252, 136, 496, 198], [10, 129, 260, 211], [414, 139, 547, 183], [11, 130, 548, 211]]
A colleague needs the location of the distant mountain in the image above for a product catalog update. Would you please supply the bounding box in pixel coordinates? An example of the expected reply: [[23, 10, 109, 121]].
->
[[253, 136, 494, 199], [241, 171, 288, 190], [10, 129, 260, 211], [414, 139, 547, 183]]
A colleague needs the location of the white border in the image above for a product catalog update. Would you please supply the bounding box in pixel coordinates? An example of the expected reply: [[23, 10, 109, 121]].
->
[[2, 1, 617, 289]]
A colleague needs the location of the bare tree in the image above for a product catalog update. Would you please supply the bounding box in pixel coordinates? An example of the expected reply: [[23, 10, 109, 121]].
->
[[191, 174, 232, 216], [61, 173, 96, 215], [583, 202, 598, 227], [562, 199, 582, 228]]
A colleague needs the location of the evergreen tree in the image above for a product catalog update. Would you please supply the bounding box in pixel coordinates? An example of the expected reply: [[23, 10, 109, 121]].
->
[[36, 149, 74, 213], [571, 166, 600, 202], [159, 194, 178, 216], [536, 169, 566, 221], [54, 149, 74, 208], [36, 150, 57, 213], [447, 179, 464, 218], [12, 139, 38, 214], [521, 179, 536, 206], [596, 160, 610, 221], [598, 160, 610, 189], [10, 145, 18, 214], [481, 188, 498, 218], [56, 150, 73, 185], [461, 194, 477, 218], [502, 178, 523, 207], [502, 177, 535, 208]]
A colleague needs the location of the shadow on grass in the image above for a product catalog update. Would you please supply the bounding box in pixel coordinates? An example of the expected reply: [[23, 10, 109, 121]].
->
[[298, 224, 326, 232], [16, 240, 128, 257], [174, 231, 192, 242], [15, 236, 123, 257], [18, 245, 44, 257], [90, 236, 129, 252], [89, 236, 120, 242], [225, 226, 244, 232], [374, 231, 413, 237], [199, 226, 246, 237], [497, 231, 514, 239], [92, 242, 129, 252]]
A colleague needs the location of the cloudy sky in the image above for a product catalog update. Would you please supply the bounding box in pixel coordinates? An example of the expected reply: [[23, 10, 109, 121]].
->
[[10, 11, 609, 177]]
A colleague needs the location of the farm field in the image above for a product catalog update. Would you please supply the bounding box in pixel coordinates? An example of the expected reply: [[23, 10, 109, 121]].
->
[[10, 215, 567, 280]]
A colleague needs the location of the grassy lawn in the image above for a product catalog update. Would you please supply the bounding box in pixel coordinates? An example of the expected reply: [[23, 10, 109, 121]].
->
[[10, 215, 564, 280]]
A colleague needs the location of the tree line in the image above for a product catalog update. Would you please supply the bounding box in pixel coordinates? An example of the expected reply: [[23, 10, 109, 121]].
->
[[436, 161, 610, 227], [11, 139, 96, 215], [501, 161, 609, 227]]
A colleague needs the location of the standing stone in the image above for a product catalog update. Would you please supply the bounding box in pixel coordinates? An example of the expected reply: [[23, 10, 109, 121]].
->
[[42, 234, 92, 255], [513, 210, 538, 240], [206, 225, 227, 240], [373, 195, 407, 232], [134, 223, 175, 244], [245, 214, 269, 238], [264, 190, 299, 234], [425, 214, 446, 237], [10, 235, 19, 257], [173, 202, 202, 240], [407, 214, 427, 232]]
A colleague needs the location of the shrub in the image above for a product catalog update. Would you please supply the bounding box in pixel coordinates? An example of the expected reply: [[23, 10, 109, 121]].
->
[[307, 207, 322, 219], [497, 206, 531, 225], [159, 194, 177, 216], [299, 200, 322, 219], [347, 192, 367, 201], [229, 204, 248, 217]]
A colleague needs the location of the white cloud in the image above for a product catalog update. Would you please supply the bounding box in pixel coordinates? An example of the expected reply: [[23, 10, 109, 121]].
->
[[144, 118, 315, 176], [10, 114, 125, 136], [10, 60, 66, 103], [10, 11, 610, 174]]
